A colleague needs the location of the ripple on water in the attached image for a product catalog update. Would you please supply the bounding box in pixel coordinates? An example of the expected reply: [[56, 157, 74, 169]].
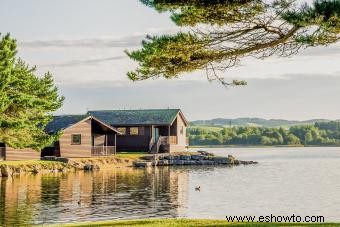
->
[[1, 147, 340, 225]]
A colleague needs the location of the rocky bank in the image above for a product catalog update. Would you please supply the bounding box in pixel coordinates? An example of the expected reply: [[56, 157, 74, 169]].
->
[[133, 151, 258, 167], [0, 151, 258, 177]]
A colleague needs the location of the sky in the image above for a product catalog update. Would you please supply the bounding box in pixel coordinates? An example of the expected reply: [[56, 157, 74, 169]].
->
[[0, 0, 339, 121]]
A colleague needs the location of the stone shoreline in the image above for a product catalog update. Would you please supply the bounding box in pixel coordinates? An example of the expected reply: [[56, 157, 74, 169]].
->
[[133, 151, 258, 168], [0, 152, 258, 177]]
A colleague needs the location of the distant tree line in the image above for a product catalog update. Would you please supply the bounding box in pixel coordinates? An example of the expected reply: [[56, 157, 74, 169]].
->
[[188, 121, 340, 146]]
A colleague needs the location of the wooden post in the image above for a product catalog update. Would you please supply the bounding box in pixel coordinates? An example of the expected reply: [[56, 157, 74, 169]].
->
[[105, 134, 107, 154], [114, 134, 117, 155], [168, 125, 170, 144]]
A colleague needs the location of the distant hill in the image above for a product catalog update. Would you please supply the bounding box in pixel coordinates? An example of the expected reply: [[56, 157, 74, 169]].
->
[[190, 118, 338, 128]]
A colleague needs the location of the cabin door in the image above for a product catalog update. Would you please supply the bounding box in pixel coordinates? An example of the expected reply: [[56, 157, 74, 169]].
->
[[153, 128, 159, 143]]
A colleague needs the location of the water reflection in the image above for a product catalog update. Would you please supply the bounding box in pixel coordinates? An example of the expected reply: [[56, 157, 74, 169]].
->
[[0, 167, 189, 226], [2, 147, 340, 225]]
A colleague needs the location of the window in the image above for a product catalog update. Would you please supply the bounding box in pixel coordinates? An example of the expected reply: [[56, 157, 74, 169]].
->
[[139, 127, 145, 136], [130, 127, 139, 135], [117, 127, 127, 135], [71, 134, 81, 145], [180, 126, 184, 135]]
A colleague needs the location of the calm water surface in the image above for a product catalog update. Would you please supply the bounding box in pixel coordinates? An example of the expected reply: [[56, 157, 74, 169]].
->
[[1, 147, 340, 225]]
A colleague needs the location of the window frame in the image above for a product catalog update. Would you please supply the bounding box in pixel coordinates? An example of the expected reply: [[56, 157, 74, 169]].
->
[[117, 127, 127, 135], [71, 134, 82, 145], [130, 127, 139, 136]]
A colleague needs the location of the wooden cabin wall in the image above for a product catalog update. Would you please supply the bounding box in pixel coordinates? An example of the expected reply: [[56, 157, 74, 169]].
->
[[59, 119, 92, 158], [170, 119, 177, 136], [116, 136, 150, 151], [176, 115, 187, 146], [5, 147, 40, 161], [116, 126, 151, 152]]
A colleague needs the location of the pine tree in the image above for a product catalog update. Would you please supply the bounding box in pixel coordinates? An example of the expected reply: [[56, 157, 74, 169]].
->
[[0, 34, 64, 150], [127, 0, 340, 85]]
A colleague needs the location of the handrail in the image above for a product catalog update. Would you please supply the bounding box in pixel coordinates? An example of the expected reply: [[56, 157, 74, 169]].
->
[[155, 136, 163, 153], [149, 136, 154, 152], [91, 146, 116, 156]]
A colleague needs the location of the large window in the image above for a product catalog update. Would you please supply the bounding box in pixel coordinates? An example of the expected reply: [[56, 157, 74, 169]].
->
[[130, 127, 139, 135], [117, 127, 127, 135], [71, 134, 81, 145]]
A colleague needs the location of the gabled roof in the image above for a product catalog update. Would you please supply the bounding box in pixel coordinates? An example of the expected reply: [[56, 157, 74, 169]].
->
[[88, 109, 187, 126], [45, 115, 120, 134], [45, 115, 89, 133]]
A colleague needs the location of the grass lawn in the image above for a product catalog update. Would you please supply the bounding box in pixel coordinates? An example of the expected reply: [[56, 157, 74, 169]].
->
[[0, 160, 62, 167], [46, 218, 338, 227], [115, 152, 149, 160]]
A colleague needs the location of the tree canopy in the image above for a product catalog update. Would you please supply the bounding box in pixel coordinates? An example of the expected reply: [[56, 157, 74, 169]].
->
[[126, 0, 340, 85], [0, 34, 64, 150], [188, 121, 340, 146]]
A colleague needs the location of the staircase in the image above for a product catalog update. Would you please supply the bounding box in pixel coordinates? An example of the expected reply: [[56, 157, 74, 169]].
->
[[149, 136, 164, 154]]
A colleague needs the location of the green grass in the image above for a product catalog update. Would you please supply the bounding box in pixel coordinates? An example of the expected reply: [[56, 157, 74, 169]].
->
[[45, 218, 338, 227], [115, 152, 149, 160], [0, 160, 62, 167]]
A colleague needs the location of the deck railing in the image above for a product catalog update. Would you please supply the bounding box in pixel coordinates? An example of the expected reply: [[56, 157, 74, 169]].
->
[[168, 136, 177, 144], [91, 146, 116, 156], [0, 147, 5, 160], [159, 136, 178, 145]]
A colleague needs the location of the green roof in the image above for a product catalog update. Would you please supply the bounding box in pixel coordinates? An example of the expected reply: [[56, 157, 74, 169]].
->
[[88, 109, 181, 126], [45, 115, 88, 133]]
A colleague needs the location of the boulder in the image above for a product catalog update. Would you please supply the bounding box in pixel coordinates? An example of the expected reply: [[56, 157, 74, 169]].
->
[[203, 156, 214, 160], [152, 160, 158, 166], [199, 160, 215, 165], [190, 160, 197, 165], [197, 150, 214, 156], [133, 161, 152, 168], [191, 155, 205, 160], [164, 155, 174, 160], [158, 155, 165, 160], [84, 164, 94, 171], [212, 157, 230, 164], [158, 160, 169, 166], [239, 160, 258, 165], [173, 155, 180, 160], [173, 160, 185, 165], [180, 155, 191, 161], [227, 155, 236, 164]]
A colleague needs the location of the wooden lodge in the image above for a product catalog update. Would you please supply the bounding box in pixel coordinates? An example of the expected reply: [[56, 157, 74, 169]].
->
[[88, 109, 189, 153], [43, 115, 120, 158], [0, 109, 189, 160]]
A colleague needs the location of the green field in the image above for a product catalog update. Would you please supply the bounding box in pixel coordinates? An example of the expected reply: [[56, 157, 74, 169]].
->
[[47, 218, 337, 227]]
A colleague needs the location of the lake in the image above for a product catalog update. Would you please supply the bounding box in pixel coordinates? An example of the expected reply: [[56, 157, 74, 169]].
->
[[1, 147, 340, 226]]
